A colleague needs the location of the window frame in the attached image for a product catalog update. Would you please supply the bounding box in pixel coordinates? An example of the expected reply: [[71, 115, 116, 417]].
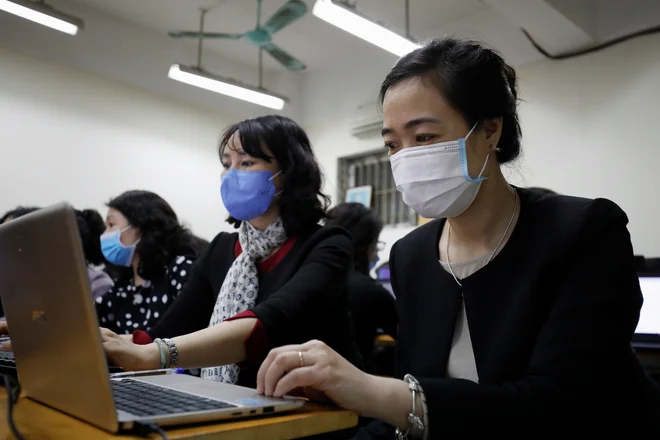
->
[[337, 148, 416, 227]]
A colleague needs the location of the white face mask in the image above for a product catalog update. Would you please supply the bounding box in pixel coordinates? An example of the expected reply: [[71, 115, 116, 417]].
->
[[389, 123, 489, 219]]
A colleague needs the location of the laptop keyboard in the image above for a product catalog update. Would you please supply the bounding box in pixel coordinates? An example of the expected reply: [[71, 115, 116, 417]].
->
[[0, 350, 14, 370], [0, 349, 123, 373], [111, 379, 236, 417]]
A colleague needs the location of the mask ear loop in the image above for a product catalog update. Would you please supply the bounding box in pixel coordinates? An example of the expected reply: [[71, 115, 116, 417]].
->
[[476, 153, 490, 180], [476, 142, 503, 180], [460, 122, 488, 183], [268, 170, 283, 181], [465, 122, 479, 141], [119, 226, 141, 248], [466, 122, 495, 180], [269, 170, 284, 196]]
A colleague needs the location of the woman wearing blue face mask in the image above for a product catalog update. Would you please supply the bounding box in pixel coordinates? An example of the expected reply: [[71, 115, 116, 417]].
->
[[100, 115, 361, 391], [95, 190, 199, 334], [254, 38, 660, 436]]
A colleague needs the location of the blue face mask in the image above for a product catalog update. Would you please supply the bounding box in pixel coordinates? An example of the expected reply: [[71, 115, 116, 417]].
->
[[100, 226, 139, 267], [369, 256, 380, 271], [221, 169, 281, 221]]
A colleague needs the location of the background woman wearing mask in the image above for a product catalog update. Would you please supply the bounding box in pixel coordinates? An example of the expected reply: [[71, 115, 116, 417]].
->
[[255, 38, 660, 436], [326, 203, 397, 373], [95, 190, 198, 334], [100, 115, 361, 389]]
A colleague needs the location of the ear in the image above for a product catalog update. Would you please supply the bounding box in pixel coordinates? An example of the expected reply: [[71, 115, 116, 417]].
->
[[482, 117, 503, 149]]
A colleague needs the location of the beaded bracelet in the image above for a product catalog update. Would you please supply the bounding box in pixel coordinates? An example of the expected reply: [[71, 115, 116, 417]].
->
[[153, 338, 168, 369]]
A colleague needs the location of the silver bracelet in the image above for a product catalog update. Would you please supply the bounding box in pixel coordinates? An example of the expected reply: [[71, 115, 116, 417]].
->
[[162, 338, 179, 367], [395, 374, 426, 439]]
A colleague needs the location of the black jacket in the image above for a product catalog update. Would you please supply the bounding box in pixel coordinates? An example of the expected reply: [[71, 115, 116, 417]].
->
[[149, 225, 362, 388], [359, 188, 660, 437]]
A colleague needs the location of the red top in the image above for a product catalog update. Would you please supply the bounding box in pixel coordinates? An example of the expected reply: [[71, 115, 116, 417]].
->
[[133, 237, 297, 370]]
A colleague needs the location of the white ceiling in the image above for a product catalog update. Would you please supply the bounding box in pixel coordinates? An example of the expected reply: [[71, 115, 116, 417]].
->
[[68, 0, 486, 72], [2, 0, 660, 120]]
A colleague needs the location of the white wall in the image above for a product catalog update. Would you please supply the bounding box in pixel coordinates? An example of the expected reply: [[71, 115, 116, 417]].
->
[[303, 33, 660, 257], [512, 32, 660, 256], [303, 49, 395, 202], [0, 48, 235, 240], [0, 0, 303, 123]]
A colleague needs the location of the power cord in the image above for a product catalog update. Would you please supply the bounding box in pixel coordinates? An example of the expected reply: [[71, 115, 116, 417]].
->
[[3, 375, 25, 440], [522, 24, 660, 60], [134, 420, 169, 440]]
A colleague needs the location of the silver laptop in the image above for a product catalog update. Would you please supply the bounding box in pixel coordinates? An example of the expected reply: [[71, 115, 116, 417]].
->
[[0, 202, 303, 433]]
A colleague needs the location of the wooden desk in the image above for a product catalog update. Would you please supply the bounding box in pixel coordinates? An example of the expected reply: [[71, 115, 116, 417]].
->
[[0, 390, 357, 439]]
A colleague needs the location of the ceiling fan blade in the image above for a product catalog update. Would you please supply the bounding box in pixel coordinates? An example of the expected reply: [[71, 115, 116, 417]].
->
[[262, 0, 308, 34], [262, 41, 306, 71], [168, 31, 244, 40]]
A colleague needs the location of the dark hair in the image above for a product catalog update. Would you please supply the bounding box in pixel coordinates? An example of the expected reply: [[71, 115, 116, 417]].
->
[[192, 235, 210, 255], [107, 190, 196, 281], [219, 115, 330, 236], [326, 203, 383, 275], [1, 206, 40, 224], [380, 38, 521, 164], [74, 209, 106, 266], [529, 186, 558, 195]]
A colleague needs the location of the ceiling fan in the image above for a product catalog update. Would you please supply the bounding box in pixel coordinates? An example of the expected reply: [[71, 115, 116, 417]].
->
[[168, 0, 308, 71]]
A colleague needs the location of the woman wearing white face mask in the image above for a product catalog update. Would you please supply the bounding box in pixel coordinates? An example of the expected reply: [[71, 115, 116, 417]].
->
[[255, 38, 660, 436]]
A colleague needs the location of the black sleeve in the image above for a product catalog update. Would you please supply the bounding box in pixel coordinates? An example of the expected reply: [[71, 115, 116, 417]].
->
[[390, 239, 410, 380], [250, 228, 352, 348], [415, 199, 644, 435], [147, 236, 224, 339]]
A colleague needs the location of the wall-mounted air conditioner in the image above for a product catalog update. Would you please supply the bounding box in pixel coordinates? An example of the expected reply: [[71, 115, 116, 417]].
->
[[347, 102, 383, 139]]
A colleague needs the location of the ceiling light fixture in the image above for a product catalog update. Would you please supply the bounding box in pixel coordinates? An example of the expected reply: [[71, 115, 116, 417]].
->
[[168, 6, 288, 110], [312, 0, 419, 57], [0, 0, 83, 35], [168, 64, 286, 110]]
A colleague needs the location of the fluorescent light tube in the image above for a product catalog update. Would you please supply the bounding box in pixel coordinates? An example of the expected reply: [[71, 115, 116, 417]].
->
[[0, 0, 83, 35], [168, 64, 286, 111], [312, 0, 420, 57]]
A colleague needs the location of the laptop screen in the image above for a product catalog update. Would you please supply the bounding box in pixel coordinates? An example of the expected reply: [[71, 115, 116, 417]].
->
[[636, 276, 660, 336]]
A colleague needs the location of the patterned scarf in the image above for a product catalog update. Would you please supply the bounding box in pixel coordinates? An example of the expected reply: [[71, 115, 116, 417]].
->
[[201, 218, 287, 383]]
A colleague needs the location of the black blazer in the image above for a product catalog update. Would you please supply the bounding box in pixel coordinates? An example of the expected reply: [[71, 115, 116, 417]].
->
[[359, 188, 660, 437], [148, 225, 362, 388]]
